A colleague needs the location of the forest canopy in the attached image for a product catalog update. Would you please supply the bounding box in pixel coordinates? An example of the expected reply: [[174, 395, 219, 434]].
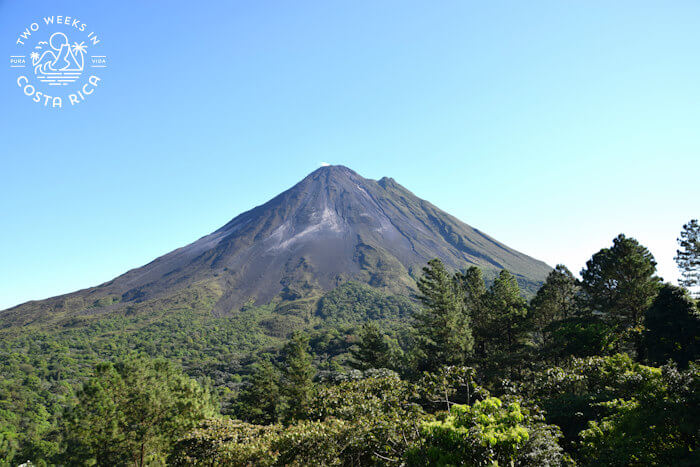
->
[[1, 222, 699, 466]]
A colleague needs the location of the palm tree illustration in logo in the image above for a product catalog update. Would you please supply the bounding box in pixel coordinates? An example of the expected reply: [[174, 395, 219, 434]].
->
[[32, 32, 87, 85], [70, 41, 88, 69]]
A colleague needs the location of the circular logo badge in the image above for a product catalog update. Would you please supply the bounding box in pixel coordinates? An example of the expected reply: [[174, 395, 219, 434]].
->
[[9, 15, 108, 109]]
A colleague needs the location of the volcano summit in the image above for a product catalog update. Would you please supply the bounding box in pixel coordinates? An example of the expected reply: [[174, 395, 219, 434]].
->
[[2, 166, 550, 324]]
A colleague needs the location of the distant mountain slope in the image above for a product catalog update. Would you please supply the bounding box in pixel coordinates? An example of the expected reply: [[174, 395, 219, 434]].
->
[[1, 165, 550, 326]]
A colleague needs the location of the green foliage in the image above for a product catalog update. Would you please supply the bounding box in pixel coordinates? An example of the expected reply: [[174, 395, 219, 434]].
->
[[172, 373, 428, 465], [485, 270, 529, 347], [3, 236, 700, 465], [524, 354, 657, 441], [457, 266, 488, 306], [316, 281, 418, 324], [530, 265, 579, 352], [580, 234, 662, 351], [0, 281, 419, 463], [171, 416, 392, 466], [307, 373, 426, 463], [406, 397, 566, 466], [168, 418, 282, 466], [280, 333, 315, 421], [350, 322, 394, 370], [416, 366, 486, 413], [478, 270, 530, 380], [644, 284, 700, 368], [0, 339, 75, 464], [58, 355, 216, 466], [234, 359, 281, 424], [578, 362, 699, 466], [173, 367, 506, 465], [545, 315, 614, 361], [0, 428, 19, 466], [675, 219, 700, 293], [307, 326, 354, 371], [414, 259, 473, 370], [457, 266, 488, 360], [520, 352, 700, 465]]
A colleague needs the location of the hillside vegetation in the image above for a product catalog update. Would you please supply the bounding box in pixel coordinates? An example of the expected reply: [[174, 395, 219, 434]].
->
[[1, 222, 699, 465]]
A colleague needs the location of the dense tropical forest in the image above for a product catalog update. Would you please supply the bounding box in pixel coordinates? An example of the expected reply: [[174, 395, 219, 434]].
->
[[1, 220, 699, 466]]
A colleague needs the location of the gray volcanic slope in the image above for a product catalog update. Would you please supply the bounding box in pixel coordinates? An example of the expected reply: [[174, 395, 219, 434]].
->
[[2, 165, 550, 321]]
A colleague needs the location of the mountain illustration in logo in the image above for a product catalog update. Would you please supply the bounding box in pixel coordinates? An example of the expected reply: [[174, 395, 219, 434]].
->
[[31, 32, 87, 86]]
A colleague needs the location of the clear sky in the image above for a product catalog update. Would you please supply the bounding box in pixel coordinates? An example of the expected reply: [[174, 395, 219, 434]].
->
[[1, 0, 698, 310]]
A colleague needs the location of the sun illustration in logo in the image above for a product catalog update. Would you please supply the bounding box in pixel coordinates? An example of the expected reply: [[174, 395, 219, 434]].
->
[[32, 32, 87, 86]]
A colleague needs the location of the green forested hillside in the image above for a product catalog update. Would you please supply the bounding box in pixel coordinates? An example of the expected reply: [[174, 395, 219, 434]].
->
[[0, 280, 420, 462], [1, 226, 699, 465]]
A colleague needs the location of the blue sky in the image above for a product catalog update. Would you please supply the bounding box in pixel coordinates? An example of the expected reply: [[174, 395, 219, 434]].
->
[[1, 0, 698, 309]]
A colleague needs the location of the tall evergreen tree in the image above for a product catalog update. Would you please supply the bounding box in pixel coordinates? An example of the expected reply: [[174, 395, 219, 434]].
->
[[350, 322, 393, 371], [236, 359, 281, 424], [280, 333, 315, 421], [529, 265, 579, 351], [580, 234, 662, 351], [675, 219, 700, 295], [458, 266, 488, 308], [59, 355, 216, 466], [482, 270, 529, 378], [643, 284, 700, 368], [456, 266, 487, 359], [474, 269, 529, 379], [414, 259, 473, 371]]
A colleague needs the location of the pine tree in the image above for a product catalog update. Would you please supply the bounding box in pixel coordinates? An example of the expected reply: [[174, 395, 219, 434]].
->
[[643, 284, 700, 368], [59, 355, 216, 466], [280, 333, 315, 421], [236, 359, 281, 424], [529, 265, 579, 351], [350, 322, 393, 370], [456, 266, 487, 359], [414, 259, 473, 371], [482, 270, 529, 379], [458, 266, 487, 306], [580, 234, 661, 352], [675, 219, 700, 295]]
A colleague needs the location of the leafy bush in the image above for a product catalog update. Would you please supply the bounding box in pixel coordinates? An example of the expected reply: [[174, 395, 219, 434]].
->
[[406, 397, 566, 466], [578, 363, 699, 466]]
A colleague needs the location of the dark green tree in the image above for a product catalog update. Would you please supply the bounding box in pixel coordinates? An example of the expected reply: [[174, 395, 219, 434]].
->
[[481, 270, 530, 379], [236, 359, 281, 424], [458, 266, 487, 309], [171, 374, 426, 466], [414, 259, 473, 371], [529, 265, 579, 356], [545, 315, 614, 361], [280, 333, 315, 421], [675, 219, 700, 294], [350, 322, 393, 371], [526, 353, 700, 463], [456, 266, 488, 359], [580, 234, 662, 352], [644, 284, 700, 368], [58, 355, 216, 466], [578, 362, 700, 466]]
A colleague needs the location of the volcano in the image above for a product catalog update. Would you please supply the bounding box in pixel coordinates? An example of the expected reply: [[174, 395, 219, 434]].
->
[[1, 166, 550, 325]]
